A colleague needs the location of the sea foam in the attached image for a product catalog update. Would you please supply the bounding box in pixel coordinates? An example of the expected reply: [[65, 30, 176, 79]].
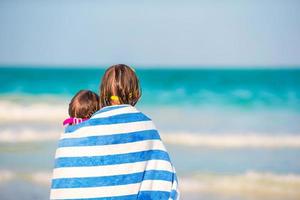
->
[[1, 170, 300, 199], [1, 126, 300, 148], [161, 133, 300, 148], [180, 171, 300, 199], [0, 100, 67, 123], [0, 169, 15, 183]]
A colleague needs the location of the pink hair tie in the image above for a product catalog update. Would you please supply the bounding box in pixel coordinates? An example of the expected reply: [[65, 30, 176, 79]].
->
[[63, 118, 88, 126]]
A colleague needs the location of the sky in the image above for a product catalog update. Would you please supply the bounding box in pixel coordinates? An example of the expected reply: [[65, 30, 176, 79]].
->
[[0, 0, 300, 67]]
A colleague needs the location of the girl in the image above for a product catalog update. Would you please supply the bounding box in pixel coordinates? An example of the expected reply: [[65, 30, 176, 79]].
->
[[63, 90, 99, 126], [50, 64, 179, 200]]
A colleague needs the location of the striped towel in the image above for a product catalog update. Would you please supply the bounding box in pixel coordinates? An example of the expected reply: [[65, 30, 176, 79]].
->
[[50, 104, 179, 200]]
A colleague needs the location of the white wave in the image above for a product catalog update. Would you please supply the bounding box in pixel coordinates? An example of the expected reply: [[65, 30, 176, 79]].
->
[[161, 133, 300, 148], [1, 126, 300, 148], [180, 171, 300, 199], [1, 170, 300, 199], [0, 128, 60, 142], [0, 100, 67, 122], [30, 171, 52, 186], [0, 170, 51, 186], [0, 169, 15, 183]]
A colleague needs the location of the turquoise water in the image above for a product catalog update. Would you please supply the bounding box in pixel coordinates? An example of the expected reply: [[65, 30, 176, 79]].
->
[[1, 67, 300, 200], [1, 67, 300, 109]]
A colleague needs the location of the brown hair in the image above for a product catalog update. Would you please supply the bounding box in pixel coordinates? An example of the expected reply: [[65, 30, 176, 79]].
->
[[69, 90, 100, 118], [99, 64, 141, 108]]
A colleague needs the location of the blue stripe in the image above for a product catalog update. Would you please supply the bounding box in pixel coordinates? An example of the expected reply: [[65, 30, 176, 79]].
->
[[58, 129, 160, 147], [52, 191, 170, 200], [138, 191, 170, 200], [174, 174, 178, 183], [55, 150, 170, 168], [52, 170, 174, 189], [65, 112, 151, 133], [170, 189, 178, 200], [91, 105, 131, 117], [61, 195, 137, 200]]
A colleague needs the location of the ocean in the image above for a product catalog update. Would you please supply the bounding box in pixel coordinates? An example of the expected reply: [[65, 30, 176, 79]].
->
[[0, 67, 300, 200]]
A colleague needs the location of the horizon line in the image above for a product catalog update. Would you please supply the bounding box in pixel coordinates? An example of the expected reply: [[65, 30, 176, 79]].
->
[[1, 64, 300, 70]]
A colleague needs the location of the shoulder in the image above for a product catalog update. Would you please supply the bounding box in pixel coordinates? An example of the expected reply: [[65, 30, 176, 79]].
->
[[65, 105, 153, 133]]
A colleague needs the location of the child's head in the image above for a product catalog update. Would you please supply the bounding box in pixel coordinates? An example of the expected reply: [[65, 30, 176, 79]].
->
[[99, 64, 141, 108], [69, 90, 100, 118]]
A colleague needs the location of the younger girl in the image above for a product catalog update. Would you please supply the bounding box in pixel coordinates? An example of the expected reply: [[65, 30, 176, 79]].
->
[[63, 90, 99, 125]]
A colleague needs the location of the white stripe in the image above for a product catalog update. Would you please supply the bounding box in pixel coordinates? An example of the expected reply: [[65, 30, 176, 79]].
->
[[61, 121, 156, 139], [91, 106, 139, 119], [52, 159, 173, 179], [140, 180, 172, 191], [169, 179, 179, 200], [50, 180, 172, 199], [55, 140, 165, 158], [172, 179, 178, 191]]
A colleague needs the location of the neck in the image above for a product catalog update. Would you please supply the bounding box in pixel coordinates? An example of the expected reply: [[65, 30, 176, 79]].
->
[[110, 100, 120, 105]]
